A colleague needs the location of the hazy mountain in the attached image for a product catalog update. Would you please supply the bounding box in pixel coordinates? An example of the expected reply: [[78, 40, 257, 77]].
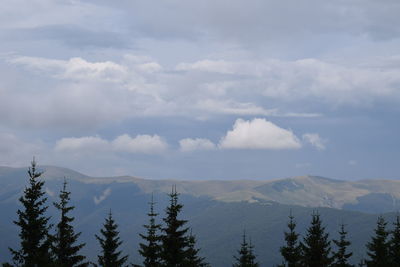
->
[[3, 165, 399, 212], [1, 165, 399, 266]]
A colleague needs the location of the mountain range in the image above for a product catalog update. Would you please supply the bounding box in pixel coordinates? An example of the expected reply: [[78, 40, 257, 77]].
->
[[1, 165, 399, 266]]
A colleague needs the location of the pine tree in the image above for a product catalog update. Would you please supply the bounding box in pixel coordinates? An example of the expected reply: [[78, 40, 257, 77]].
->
[[388, 215, 400, 266], [365, 216, 390, 267], [184, 231, 209, 267], [332, 223, 354, 267], [160, 186, 190, 267], [300, 211, 333, 267], [9, 159, 54, 267], [232, 232, 259, 267], [280, 212, 301, 267], [139, 194, 162, 267], [52, 179, 87, 267], [96, 211, 128, 267]]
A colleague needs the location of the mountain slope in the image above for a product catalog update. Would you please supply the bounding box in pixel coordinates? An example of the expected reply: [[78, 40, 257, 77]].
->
[[1, 165, 400, 266]]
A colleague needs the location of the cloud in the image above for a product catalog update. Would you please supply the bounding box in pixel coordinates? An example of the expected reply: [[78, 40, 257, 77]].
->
[[94, 188, 112, 205], [55, 136, 109, 152], [302, 133, 326, 150], [112, 134, 168, 154], [219, 118, 301, 150], [0, 132, 45, 166], [10, 56, 127, 82], [179, 138, 216, 152], [55, 134, 168, 154]]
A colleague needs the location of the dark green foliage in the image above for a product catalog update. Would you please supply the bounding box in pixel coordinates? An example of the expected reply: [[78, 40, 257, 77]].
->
[[160, 186, 190, 267], [139, 194, 162, 267], [279, 212, 301, 267], [9, 159, 54, 267], [96, 211, 128, 267], [184, 231, 209, 267], [300, 211, 333, 267], [52, 179, 87, 267], [233, 232, 259, 267], [388, 215, 400, 266], [365, 216, 390, 267], [332, 224, 354, 267]]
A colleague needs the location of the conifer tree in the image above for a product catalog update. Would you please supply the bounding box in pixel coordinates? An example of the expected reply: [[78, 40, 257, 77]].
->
[[332, 223, 353, 267], [365, 216, 390, 267], [160, 186, 190, 267], [9, 159, 54, 267], [280, 212, 301, 267], [300, 211, 333, 267], [139, 194, 162, 267], [184, 231, 209, 267], [96, 211, 128, 267], [233, 232, 259, 267], [52, 179, 87, 267], [388, 215, 400, 266]]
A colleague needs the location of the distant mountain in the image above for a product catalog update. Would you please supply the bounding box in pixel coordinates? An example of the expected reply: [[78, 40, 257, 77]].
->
[[3, 165, 399, 213], [0, 165, 399, 266]]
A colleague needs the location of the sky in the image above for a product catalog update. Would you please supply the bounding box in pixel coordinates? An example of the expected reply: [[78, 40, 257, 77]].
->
[[0, 0, 400, 180]]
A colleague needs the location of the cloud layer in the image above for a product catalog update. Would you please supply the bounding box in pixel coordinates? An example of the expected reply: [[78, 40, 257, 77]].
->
[[55, 134, 168, 155]]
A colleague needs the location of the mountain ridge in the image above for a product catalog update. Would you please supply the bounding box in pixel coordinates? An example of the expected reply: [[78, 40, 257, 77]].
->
[[1, 165, 400, 212]]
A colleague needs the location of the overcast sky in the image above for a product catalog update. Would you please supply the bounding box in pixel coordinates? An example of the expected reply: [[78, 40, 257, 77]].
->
[[1, 0, 400, 180]]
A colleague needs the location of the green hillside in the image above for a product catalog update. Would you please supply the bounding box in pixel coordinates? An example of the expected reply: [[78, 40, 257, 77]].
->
[[1, 165, 400, 266]]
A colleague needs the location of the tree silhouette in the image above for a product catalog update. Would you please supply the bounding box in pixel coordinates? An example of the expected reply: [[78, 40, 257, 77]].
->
[[52, 179, 87, 267], [233, 231, 259, 267], [389, 215, 400, 266], [365, 216, 390, 267], [139, 194, 162, 267], [9, 159, 54, 267], [184, 230, 209, 267], [300, 211, 333, 267], [160, 186, 190, 267], [280, 212, 301, 267], [332, 223, 353, 267], [96, 211, 128, 267]]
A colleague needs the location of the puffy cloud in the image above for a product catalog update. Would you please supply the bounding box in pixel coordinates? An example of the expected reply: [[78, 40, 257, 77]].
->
[[55, 134, 168, 154], [302, 133, 326, 150], [55, 136, 109, 152], [219, 118, 301, 150], [112, 134, 168, 154], [179, 138, 216, 152]]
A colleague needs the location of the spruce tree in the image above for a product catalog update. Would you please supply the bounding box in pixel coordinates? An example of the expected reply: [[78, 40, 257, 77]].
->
[[160, 186, 190, 267], [139, 194, 162, 267], [9, 159, 54, 267], [388, 215, 400, 266], [280, 212, 301, 267], [184, 231, 209, 267], [332, 224, 354, 267], [96, 211, 128, 267], [232, 232, 259, 267], [300, 211, 333, 267], [52, 179, 87, 267], [365, 216, 390, 267]]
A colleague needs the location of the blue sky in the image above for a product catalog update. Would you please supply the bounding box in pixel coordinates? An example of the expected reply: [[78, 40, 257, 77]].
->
[[0, 0, 399, 180]]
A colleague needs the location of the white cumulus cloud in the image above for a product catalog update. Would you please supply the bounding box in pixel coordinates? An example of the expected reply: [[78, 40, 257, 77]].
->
[[179, 138, 216, 152], [219, 118, 301, 150], [112, 134, 168, 154]]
